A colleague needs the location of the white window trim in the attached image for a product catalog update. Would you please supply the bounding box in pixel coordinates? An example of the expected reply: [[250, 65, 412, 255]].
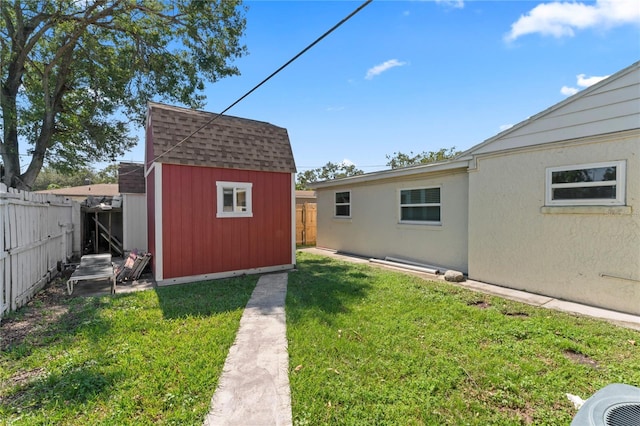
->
[[216, 181, 253, 218], [334, 190, 351, 218], [398, 186, 442, 226], [545, 160, 626, 206]]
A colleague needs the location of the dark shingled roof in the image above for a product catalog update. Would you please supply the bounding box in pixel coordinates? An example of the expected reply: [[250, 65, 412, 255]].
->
[[147, 102, 296, 173], [118, 162, 145, 194]]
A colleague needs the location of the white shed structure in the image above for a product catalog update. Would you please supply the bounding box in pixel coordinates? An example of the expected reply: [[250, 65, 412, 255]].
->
[[312, 61, 640, 315], [118, 162, 147, 252]]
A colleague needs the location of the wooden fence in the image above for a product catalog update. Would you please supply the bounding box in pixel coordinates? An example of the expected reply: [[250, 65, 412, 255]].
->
[[296, 203, 317, 246], [0, 184, 76, 319]]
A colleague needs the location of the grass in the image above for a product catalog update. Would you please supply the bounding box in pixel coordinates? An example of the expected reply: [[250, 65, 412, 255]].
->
[[0, 275, 257, 425], [2, 253, 639, 425], [286, 252, 640, 425]]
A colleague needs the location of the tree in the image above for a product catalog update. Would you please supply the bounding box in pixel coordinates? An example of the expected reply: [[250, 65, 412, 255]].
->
[[31, 165, 93, 190], [31, 163, 118, 190], [296, 161, 364, 190], [94, 163, 118, 184], [1, 1, 247, 189], [385, 147, 461, 169]]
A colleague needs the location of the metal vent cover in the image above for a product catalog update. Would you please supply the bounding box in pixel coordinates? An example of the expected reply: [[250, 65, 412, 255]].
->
[[605, 403, 640, 426], [571, 384, 640, 426]]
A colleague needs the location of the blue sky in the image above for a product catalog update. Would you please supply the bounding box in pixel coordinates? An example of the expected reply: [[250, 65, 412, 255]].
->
[[118, 0, 640, 173]]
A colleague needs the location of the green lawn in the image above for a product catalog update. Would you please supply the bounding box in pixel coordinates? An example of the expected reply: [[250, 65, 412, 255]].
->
[[2, 254, 639, 425], [0, 276, 257, 425], [286, 252, 640, 425]]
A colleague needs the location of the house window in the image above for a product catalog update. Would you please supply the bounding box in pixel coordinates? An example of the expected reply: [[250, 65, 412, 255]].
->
[[400, 187, 441, 224], [334, 191, 351, 217], [216, 181, 253, 218], [546, 161, 626, 206]]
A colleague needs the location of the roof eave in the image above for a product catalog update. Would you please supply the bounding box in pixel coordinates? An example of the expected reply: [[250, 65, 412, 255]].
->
[[459, 60, 640, 157], [309, 159, 470, 189]]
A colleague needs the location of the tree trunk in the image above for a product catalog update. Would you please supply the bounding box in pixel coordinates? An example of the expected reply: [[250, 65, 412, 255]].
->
[[1, 3, 29, 189], [1, 79, 24, 189]]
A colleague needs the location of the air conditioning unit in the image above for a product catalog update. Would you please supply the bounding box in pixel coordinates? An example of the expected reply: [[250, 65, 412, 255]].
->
[[571, 383, 640, 426]]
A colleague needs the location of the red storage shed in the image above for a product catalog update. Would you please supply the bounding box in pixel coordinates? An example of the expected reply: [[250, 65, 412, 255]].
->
[[145, 102, 297, 285]]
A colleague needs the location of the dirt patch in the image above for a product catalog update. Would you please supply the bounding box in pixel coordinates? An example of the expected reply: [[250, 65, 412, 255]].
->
[[1, 367, 47, 391], [504, 312, 530, 317], [468, 387, 537, 424], [0, 274, 72, 351], [499, 403, 535, 425], [564, 349, 600, 369], [469, 300, 491, 309]]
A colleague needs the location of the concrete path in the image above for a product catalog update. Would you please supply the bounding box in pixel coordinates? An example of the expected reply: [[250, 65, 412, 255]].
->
[[204, 272, 292, 426]]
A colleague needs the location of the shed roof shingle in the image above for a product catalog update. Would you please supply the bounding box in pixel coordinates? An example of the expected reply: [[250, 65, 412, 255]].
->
[[147, 102, 296, 173], [118, 162, 145, 194]]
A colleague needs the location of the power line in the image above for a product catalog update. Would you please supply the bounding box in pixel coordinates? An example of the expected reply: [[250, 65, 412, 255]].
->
[[114, 0, 373, 179], [148, 0, 373, 166]]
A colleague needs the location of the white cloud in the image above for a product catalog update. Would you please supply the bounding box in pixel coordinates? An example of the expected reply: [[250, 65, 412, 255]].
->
[[365, 59, 407, 80], [576, 73, 609, 87], [505, 0, 640, 42], [435, 0, 464, 9], [560, 86, 579, 96], [341, 159, 355, 167], [560, 73, 610, 96], [499, 124, 514, 132]]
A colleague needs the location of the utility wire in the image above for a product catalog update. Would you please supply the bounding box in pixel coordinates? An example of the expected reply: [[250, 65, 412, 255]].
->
[[147, 0, 373, 166], [116, 0, 373, 177]]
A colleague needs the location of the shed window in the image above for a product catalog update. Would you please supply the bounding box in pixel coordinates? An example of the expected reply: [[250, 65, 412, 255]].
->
[[400, 187, 441, 224], [546, 161, 625, 206], [216, 181, 253, 218], [335, 191, 351, 217]]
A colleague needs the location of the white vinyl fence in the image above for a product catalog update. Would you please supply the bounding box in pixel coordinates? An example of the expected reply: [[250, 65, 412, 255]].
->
[[0, 184, 77, 319]]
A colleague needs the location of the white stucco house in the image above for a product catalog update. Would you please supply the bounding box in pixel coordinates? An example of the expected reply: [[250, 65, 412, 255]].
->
[[310, 61, 640, 315]]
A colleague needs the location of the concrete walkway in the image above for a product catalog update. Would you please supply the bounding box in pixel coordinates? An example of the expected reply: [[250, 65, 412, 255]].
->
[[204, 272, 292, 426]]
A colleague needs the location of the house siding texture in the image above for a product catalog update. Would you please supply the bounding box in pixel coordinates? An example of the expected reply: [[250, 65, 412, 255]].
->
[[469, 131, 640, 315], [160, 164, 292, 279], [316, 170, 469, 272]]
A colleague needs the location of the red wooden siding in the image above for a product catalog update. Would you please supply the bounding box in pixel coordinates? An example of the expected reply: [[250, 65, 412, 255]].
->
[[160, 164, 292, 279]]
